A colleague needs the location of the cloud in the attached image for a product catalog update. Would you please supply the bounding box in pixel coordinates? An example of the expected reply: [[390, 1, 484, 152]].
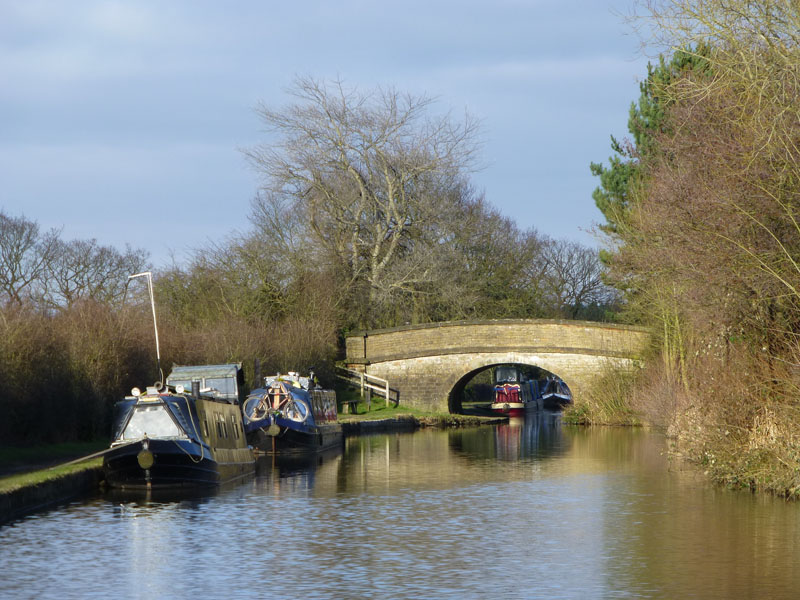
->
[[85, 1, 159, 41], [0, 140, 256, 264], [0, 0, 202, 97], [2, 0, 170, 42], [0, 0, 651, 263], [436, 54, 641, 87]]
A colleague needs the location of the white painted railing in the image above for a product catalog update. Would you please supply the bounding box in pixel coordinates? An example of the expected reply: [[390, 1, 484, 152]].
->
[[336, 367, 398, 411]]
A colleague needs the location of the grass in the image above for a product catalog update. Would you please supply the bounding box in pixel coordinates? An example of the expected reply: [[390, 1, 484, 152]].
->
[[562, 364, 641, 426], [337, 391, 438, 421], [0, 457, 103, 494], [335, 390, 503, 428]]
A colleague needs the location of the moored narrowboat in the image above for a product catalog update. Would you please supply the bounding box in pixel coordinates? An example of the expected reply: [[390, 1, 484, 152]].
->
[[242, 372, 342, 454], [103, 365, 255, 490], [105, 272, 254, 489], [540, 375, 572, 408], [490, 366, 543, 417]]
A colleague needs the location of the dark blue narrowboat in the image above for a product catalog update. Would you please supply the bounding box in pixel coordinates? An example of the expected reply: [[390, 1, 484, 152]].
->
[[103, 364, 254, 490], [540, 375, 572, 408], [242, 372, 342, 454]]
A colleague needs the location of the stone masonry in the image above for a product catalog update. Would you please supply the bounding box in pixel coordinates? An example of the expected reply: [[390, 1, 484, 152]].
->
[[345, 319, 650, 412]]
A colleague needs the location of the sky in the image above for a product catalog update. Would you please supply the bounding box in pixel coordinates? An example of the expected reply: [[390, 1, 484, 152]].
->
[[1, 0, 652, 267]]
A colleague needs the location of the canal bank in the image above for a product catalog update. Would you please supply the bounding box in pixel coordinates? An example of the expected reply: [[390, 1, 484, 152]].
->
[[1, 413, 504, 525], [0, 461, 104, 526]]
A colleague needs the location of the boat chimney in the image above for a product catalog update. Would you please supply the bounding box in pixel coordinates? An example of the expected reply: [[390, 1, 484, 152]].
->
[[253, 358, 262, 391], [191, 380, 200, 398]]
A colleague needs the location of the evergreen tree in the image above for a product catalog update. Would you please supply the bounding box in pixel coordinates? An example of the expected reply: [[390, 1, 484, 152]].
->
[[590, 47, 710, 237]]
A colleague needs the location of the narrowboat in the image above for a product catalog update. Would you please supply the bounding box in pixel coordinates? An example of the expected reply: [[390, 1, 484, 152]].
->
[[105, 271, 255, 490], [103, 363, 255, 490], [242, 372, 342, 454], [490, 365, 543, 417], [541, 375, 572, 408]]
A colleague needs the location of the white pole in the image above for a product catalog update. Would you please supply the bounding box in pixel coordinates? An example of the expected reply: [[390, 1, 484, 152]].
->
[[129, 271, 161, 381]]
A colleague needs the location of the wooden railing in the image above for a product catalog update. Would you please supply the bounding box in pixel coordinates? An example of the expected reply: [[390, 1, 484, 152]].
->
[[335, 367, 398, 412]]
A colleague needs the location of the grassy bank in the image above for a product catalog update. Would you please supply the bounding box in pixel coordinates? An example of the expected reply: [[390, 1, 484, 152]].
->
[[338, 391, 439, 421], [337, 391, 503, 427], [562, 364, 642, 426], [0, 457, 103, 495], [0, 441, 107, 496]]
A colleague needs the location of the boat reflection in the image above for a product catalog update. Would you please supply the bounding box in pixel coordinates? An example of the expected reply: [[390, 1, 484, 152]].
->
[[448, 410, 569, 462], [101, 472, 253, 512], [250, 445, 344, 496]]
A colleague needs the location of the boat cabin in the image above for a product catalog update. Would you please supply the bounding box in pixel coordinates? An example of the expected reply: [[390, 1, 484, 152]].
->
[[494, 365, 529, 385], [166, 363, 245, 405]]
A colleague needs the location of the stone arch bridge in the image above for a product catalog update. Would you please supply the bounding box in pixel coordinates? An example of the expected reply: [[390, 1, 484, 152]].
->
[[344, 319, 650, 413]]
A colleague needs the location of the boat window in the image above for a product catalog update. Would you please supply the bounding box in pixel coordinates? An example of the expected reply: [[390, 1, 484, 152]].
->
[[170, 379, 192, 391], [218, 414, 228, 439], [495, 366, 519, 383], [123, 405, 183, 440], [230, 415, 239, 438], [284, 399, 309, 423], [205, 377, 236, 397]]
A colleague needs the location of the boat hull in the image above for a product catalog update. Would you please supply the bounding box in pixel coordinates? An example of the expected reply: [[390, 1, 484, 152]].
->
[[490, 399, 542, 418], [248, 422, 343, 455], [541, 393, 571, 409], [103, 438, 253, 490], [492, 378, 543, 418]]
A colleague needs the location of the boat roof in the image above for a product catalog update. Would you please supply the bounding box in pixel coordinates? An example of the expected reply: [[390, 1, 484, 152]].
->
[[167, 363, 242, 381]]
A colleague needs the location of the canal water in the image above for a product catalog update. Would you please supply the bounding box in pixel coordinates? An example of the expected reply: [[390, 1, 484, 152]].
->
[[2, 412, 800, 599]]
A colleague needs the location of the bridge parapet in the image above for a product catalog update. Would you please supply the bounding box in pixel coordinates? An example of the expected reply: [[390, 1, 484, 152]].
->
[[346, 319, 649, 362]]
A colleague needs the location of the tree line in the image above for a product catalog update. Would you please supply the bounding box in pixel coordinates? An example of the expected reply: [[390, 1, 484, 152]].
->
[[589, 1, 800, 496], [1, 77, 617, 445]]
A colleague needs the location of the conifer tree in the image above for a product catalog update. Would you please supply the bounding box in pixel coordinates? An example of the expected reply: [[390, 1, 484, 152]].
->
[[590, 47, 710, 237]]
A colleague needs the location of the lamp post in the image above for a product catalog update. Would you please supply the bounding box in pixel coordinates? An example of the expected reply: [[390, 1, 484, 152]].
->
[[128, 271, 162, 384]]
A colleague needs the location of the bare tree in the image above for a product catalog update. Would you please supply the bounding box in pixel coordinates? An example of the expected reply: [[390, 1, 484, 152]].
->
[[0, 211, 59, 306], [245, 77, 482, 326], [542, 239, 615, 318], [40, 239, 149, 310]]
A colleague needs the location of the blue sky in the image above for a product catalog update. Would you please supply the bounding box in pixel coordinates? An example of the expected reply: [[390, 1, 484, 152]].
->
[[1, 1, 650, 267]]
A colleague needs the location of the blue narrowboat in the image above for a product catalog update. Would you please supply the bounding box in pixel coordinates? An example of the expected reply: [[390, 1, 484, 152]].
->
[[103, 364, 254, 490], [242, 372, 342, 454]]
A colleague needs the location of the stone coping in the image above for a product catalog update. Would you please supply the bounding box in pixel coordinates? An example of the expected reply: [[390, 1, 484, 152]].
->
[[347, 318, 650, 338]]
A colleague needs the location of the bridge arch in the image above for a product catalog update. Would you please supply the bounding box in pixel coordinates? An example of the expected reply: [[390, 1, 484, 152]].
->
[[446, 361, 572, 413], [345, 319, 649, 413]]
